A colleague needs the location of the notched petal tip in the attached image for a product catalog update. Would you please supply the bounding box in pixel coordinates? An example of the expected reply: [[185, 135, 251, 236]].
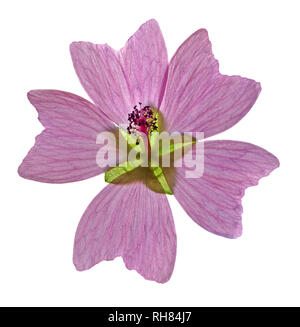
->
[[27, 89, 56, 107], [27, 90, 33, 100], [123, 18, 163, 50], [69, 41, 83, 57], [69, 41, 76, 53], [189, 28, 211, 47], [17, 153, 37, 182], [194, 28, 209, 37], [73, 263, 84, 272], [252, 78, 262, 93], [274, 156, 280, 169], [206, 221, 243, 239], [17, 161, 26, 179], [69, 40, 83, 50], [72, 257, 87, 272], [122, 258, 173, 284], [27, 89, 39, 104], [69, 41, 95, 57], [139, 18, 160, 29], [231, 223, 243, 239], [256, 81, 262, 92]]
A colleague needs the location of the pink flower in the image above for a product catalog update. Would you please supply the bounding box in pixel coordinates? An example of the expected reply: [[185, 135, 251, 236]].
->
[[18, 19, 279, 283]]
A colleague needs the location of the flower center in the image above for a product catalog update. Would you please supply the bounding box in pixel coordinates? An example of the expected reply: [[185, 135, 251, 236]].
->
[[105, 103, 194, 195], [127, 103, 159, 138]]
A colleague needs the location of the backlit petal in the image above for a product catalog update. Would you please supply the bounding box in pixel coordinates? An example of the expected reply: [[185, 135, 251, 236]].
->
[[160, 29, 261, 137], [120, 19, 168, 108], [70, 19, 168, 124], [73, 182, 176, 283], [18, 90, 115, 183], [70, 42, 131, 124], [174, 141, 279, 238]]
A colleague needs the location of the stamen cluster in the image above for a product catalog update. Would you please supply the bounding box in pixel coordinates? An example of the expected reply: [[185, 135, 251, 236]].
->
[[127, 103, 158, 136]]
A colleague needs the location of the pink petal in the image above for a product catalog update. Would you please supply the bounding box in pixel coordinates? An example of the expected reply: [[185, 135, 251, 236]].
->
[[18, 90, 115, 183], [160, 29, 261, 137], [73, 182, 176, 283], [70, 42, 131, 124], [174, 141, 279, 238], [120, 19, 168, 109], [70, 19, 168, 124]]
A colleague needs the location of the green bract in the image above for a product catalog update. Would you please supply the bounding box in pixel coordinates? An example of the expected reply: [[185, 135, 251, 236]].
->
[[104, 129, 195, 195]]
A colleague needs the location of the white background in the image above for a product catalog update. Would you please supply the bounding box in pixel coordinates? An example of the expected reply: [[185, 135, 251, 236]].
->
[[0, 0, 299, 306]]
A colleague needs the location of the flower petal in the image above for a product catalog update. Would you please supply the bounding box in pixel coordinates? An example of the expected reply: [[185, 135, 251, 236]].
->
[[70, 19, 168, 124], [18, 90, 115, 183], [160, 29, 261, 137], [174, 141, 279, 238], [70, 41, 131, 124], [120, 19, 168, 109], [73, 182, 177, 283]]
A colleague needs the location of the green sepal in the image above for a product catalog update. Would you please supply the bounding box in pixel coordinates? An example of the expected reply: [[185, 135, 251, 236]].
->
[[105, 159, 143, 183], [150, 166, 173, 195], [149, 131, 196, 157]]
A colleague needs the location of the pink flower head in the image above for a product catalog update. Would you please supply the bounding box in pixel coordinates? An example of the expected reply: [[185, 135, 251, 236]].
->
[[18, 19, 279, 283]]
